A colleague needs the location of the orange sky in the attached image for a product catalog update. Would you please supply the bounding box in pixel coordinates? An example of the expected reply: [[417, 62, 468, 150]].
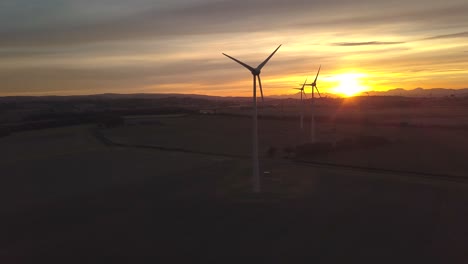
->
[[0, 0, 467, 96]]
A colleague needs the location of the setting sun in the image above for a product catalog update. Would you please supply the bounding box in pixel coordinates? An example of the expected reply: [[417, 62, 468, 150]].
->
[[331, 73, 368, 97]]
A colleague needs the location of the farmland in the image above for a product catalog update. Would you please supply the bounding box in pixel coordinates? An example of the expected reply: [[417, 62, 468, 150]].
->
[[1, 97, 468, 261], [101, 110, 468, 176]]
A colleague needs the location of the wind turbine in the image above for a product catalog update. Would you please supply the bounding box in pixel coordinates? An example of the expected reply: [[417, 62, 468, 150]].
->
[[293, 77, 308, 129], [222, 44, 282, 193], [305, 65, 321, 143]]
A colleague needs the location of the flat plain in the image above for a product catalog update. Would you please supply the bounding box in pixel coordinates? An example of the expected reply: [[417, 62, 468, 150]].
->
[[1, 103, 468, 262]]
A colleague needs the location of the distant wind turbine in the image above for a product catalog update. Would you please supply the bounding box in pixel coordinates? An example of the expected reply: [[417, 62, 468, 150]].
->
[[222, 44, 282, 193], [305, 65, 321, 143], [293, 77, 308, 129]]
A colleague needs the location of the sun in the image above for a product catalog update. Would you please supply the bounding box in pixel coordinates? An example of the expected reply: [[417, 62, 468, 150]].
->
[[331, 73, 367, 97]]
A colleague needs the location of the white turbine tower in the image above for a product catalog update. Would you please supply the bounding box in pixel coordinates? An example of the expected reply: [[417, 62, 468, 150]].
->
[[222, 44, 282, 193], [293, 77, 308, 129], [306, 65, 321, 143]]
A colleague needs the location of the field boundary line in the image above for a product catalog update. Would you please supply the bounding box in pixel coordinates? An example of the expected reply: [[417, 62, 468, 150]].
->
[[92, 128, 468, 183], [91, 127, 248, 159], [293, 159, 468, 183]]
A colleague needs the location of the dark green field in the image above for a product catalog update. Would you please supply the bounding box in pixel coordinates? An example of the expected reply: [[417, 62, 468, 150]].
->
[[103, 113, 468, 176], [1, 117, 467, 262]]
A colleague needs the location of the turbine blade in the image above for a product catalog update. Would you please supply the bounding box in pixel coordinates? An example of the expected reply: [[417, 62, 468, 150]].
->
[[257, 75, 264, 103], [313, 65, 321, 84], [315, 86, 322, 98], [222, 53, 255, 72], [301, 76, 308, 89], [256, 44, 282, 70], [293, 88, 302, 90], [303, 90, 308, 99]]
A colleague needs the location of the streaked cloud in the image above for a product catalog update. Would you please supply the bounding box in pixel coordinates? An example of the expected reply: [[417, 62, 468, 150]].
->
[[424, 31, 468, 40], [332, 42, 405, 46], [0, 0, 467, 96]]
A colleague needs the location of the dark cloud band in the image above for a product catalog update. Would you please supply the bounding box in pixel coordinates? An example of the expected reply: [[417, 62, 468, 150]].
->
[[331, 41, 405, 46], [424, 31, 468, 40]]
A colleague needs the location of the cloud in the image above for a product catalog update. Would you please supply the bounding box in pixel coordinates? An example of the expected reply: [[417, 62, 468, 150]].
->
[[424, 31, 468, 40], [1, 0, 467, 47], [2, 0, 468, 95], [331, 41, 405, 46]]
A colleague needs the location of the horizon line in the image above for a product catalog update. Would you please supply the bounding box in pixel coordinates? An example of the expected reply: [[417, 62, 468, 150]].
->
[[1, 87, 467, 99]]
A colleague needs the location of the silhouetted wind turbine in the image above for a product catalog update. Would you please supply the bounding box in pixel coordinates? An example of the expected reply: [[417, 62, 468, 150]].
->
[[222, 44, 282, 193], [293, 77, 308, 129], [305, 65, 321, 143]]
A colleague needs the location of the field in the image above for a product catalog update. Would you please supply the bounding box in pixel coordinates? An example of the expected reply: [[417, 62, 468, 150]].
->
[[1, 105, 468, 261], [102, 111, 468, 176]]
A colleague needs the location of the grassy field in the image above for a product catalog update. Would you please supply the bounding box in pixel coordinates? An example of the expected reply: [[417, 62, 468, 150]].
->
[[101, 114, 468, 176], [1, 124, 467, 261], [220, 100, 468, 127]]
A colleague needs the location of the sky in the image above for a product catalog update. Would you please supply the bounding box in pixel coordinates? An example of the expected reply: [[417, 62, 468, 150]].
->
[[0, 0, 467, 97]]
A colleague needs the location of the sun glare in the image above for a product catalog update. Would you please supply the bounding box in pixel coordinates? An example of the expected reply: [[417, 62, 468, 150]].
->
[[331, 73, 367, 97]]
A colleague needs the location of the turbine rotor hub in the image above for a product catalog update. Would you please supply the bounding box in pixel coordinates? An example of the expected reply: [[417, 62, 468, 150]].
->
[[251, 69, 261, 75]]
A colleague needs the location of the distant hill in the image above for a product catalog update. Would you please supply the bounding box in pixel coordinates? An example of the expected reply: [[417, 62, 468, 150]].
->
[[363, 88, 468, 97], [267, 88, 468, 99], [0, 93, 250, 102], [92, 93, 251, 101], [1, 88, 467, 102]]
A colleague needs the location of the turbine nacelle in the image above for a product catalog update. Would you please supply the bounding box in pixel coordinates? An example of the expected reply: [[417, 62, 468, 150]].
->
[[294, 76, 308, 97], [222, 44, 281, 102], [251, 68, 261, 76], [222, 44, 281, 76], [306, 65, 322, 98]]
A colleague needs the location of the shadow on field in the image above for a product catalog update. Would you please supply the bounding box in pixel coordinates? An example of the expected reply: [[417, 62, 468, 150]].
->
[[2, 169, 467, 263], [1, 126, 467, 262]]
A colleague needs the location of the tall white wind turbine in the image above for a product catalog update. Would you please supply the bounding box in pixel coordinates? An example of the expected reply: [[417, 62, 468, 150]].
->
[[306, 65, 321, 143], [222, 44, 282, 193], [293, 77, 308, 129]]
